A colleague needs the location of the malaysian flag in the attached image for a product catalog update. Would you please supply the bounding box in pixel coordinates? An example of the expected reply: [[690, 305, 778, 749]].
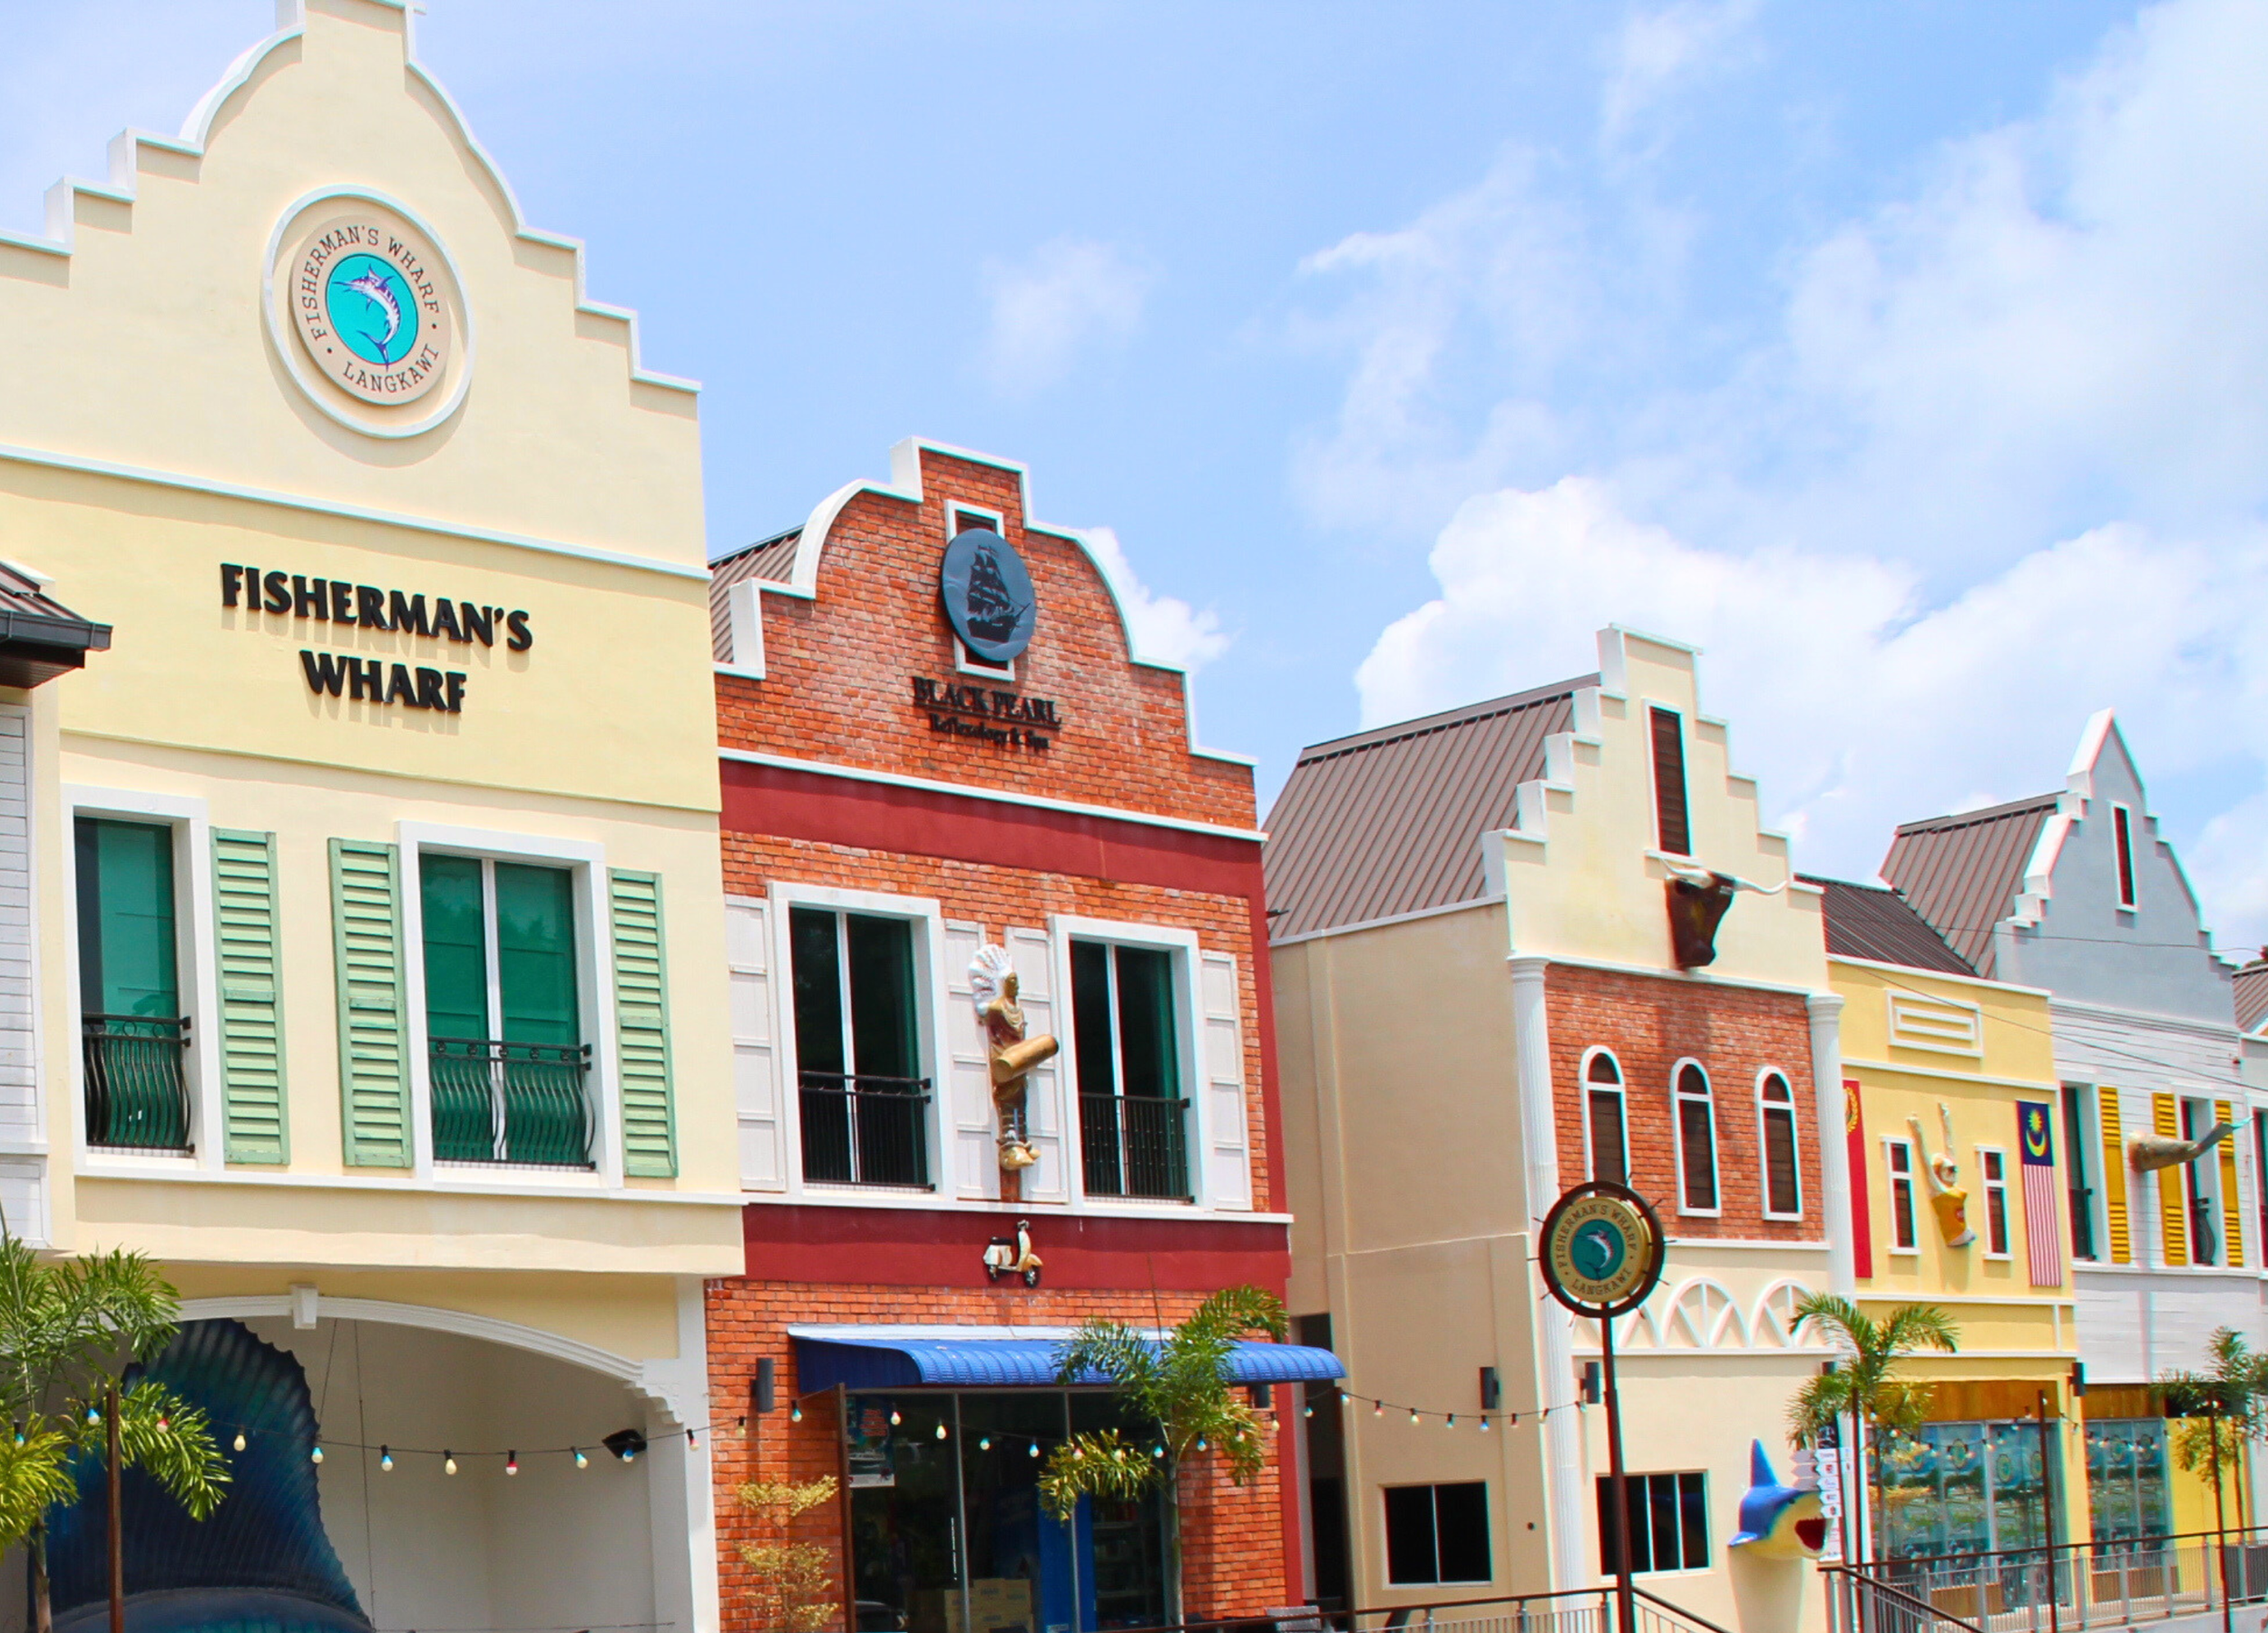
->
[[2018, 1100, 2064, 1286]]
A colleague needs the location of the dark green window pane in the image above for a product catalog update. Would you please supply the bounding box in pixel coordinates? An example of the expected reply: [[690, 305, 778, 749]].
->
[[1115, 946, 1178, 1100], [789, 907, 846, 1077], [74, 818, 179, 1019], [494, 863, 578, 1045], [1070, 941, 1114, 1097], [846, 914, 917, 1079], [421, 854, 489, 1041]]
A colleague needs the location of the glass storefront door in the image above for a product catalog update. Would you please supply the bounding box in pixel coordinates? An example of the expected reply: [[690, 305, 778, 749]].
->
[[1875, 1421, 2059, 1559], [848, 1392, 1169, 1633], [2086, 1420, 2170, 1545]]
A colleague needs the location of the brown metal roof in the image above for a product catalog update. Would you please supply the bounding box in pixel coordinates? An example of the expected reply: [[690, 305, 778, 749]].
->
[[708, 528, 802, 662], [1878, 792, 2059, 979], [0, 563, 109, 687], [2234, 962, 2268, 1034], [1262, 676, 1590, 941], [1802, 874, 1974, 975]]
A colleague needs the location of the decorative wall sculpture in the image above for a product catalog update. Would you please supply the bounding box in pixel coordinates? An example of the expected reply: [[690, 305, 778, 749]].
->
[[1909, 1104, 1976, 1247], [1729, 1441, 1826, 1560], [2127, 1119, 2233, 1173], [970, 944, 1060, 1173]]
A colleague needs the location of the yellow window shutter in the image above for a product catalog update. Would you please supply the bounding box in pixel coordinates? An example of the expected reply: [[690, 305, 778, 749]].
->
[[2099, 1087, 2130, 1265], [2154, 1091, 2189, 1266], [2219, 1099, 2243, 1268]]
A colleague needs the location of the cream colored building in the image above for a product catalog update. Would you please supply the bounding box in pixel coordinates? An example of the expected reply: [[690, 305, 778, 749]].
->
[[1269, 630, 1848, 1633], [0, 2, 738, 1627]]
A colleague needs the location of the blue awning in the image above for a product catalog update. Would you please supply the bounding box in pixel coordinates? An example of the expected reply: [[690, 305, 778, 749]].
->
[[791, 1330, 1345, 1393]]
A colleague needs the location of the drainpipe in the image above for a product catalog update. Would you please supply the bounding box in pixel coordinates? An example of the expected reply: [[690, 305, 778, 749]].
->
[[1807, 994, 1855, 1295], [1510, 955, 1586, 1592]]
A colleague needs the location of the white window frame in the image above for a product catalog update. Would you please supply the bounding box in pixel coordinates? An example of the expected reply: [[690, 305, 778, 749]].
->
[[2062, 1083, 2104, 1263], [769, 881, 949, 1205], [1670, 1058, 1720, 1217], [1580, 1046, 1628, 1186], [1885, 1137, 1920, 1254], [397, 822, 617, 1189], [946, 503, 1017, 682], [1755, 1068, 1804, 1221], [1383, 1480, 1494, 1588], [2111, 803, 2138, 912], [1050, 914, 1209, 1212], [64, 787, 221, 1177], [2180, 1094, 2224, 1266], [1644, 700, 1692, 859], [1978, 1145, 2012, 1259]]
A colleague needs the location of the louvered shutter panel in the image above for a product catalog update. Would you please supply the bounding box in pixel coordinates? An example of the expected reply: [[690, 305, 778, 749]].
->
[[1199, 950, 1252, 1210], [727, 896, 785, 1190], [328, 840, 410, 1168], [213, 829, 288, 1164], [2153, 1092, 2188, 1266], [610, 870, 676, 1178], [943, 922, 996, 1199], [2219, 1098, 2244, 1268], [2098, 1087, 2129, 1265], [1004, 926, 1067, 1204]]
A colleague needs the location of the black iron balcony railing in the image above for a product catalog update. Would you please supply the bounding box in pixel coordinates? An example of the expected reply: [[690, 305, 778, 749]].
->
[[83, 1013, 191, 1152], [2189, 1195, 2221, 1265], [430, 1038, 594, 1169], [1080, 1093, 1189, 1200], [799, 1071, 932, 1188], [2068, 1182, 2097, 1260]]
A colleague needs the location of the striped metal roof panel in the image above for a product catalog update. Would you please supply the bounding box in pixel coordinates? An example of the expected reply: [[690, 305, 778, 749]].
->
[[2234, 963, 2268, 1034], [1803, 875, 1974, 975], [1262, 677, 1590, 940], [707, 527, 802, 661], [1878, 792, 2059, 980]]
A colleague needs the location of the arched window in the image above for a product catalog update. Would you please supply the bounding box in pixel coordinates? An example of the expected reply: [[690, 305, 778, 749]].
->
[[1583, 1050, 1628, 1185], [1756, 1071, 1802, 1218], [1674, 1061, 1718, 1214]]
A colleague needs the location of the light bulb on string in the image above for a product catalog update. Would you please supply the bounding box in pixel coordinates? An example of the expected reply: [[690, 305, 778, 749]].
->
[[444, 1452, 458, 1476], [1408, 1410, 1419, 1426], [85, 1407, 99, 1425], [1303, 1405, 1315, 1420], [687, 1429, 699, 1450], [1446, 1414, 1456, 1429], [506, 1452, 519, 1475], [1373, 1401, 1383, 1418], [1028, 1441, 1040, 1459], [233, 1432, 247, 1452], [934, 1422, 948, 1442], [379, 1446, 394, 1472], [1153, 1444, 1165, 1459], [979, 1436, 992, 1451], [574, 1448, 589, 1470], [311, 1445, 324, 1464], [890, 1409, 902, 1427], [1480, 1417, 1492, 1433], [156, 1415, 170, 1433], [790, 1403, 803, 1423], [1196, 1438, 1207, 1452]]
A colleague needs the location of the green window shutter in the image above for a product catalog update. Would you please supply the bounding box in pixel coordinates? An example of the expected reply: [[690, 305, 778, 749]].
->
[[497, 863, 580, 1045], [610, 869, 676, 1177], [330, 839, 411, 1168], [418, 853, 490, 1042], [212, 829, 288, 1164]]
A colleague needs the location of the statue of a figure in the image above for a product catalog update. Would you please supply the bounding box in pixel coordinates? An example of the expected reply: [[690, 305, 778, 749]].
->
[[1908, 1104, 1975, 1247], [970, 945, 1059, 1173]]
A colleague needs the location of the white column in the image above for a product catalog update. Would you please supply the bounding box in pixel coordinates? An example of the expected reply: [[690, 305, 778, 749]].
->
[[642, 1276, 720, 1633], [1510, 954, 1586, 1590], [1808, 993, 1854, 1294]]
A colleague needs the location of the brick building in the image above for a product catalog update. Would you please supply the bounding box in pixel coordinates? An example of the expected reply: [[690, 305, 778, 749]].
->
[[702, 439, 1336, 1632]]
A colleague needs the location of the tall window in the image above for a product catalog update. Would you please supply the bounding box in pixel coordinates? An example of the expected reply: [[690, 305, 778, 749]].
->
[[2181, 1097, 2220, 1266], [1887, 1139, 1918, 1250], [1649, 708, 1691, 856], [1383, 1482, 1491, 1586], [1673, 1062, 1717, 1213], [1980, 1149, 2010, 1256], [789, 907, 927, 1188], [2254, 1111, 2268, 1264], [1598, 1472, 1708, 1574], [1756, 1071, 1801, 1217], [421, 856, 590, 1167], [1073, 941, 1188, 1198], [2065, 1086, 2098, 1261], [1584, 1051, 1628, 1185], [2112, 805, 2137, 908], [75, 817, 190, 1151]]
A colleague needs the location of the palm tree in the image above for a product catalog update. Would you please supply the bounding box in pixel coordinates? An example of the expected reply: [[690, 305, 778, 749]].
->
[[2162, 1327, 2268, 1546], [1787, 1293, 1960, 1566], [1040, 1286, 1288, 1618], [0, 1237, 230, 1632]]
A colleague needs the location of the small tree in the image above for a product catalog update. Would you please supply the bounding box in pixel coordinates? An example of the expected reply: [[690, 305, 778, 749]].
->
[[1787, 1294, 1960, 1565], [736, 1474, 841, 1633], [2163, 1326, 2268, 1538], [0, 1237, 230, 1633], [1041, 1286, 1288, 1616]]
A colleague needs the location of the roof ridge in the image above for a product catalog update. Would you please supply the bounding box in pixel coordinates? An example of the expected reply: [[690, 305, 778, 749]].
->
[[1295, 673, 1596, 765], [709, 524, 803, 572], [1893, 790, 2061, 836]]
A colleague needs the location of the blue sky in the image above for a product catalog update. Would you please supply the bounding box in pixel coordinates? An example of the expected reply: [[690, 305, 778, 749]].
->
[[12, 0, 2268, 949]]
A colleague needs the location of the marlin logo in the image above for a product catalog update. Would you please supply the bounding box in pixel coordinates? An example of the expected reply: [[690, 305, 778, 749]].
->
[[1729, 1441, 1827, 1560], [341, 268, 404, 363]]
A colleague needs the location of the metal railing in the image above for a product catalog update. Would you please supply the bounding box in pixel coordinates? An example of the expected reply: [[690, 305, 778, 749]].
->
[[1846, 1525, 2268, 1633], [1096, 1584, 1726, 1633], [1825, 1563, 1987, 1633], [83, 1013, 191, 1151], [430, 1037, 594, 1168], [799, 1071, 931, 1188], [1081, 1093, 1190, 1199], [2068, 1185, 2097, 1263]]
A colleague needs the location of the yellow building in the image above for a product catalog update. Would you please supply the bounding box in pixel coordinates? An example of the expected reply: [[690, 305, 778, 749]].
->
[[0, 3, 739, 1627]]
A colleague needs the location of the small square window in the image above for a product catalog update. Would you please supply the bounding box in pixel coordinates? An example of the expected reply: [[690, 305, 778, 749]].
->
[[1598, 1472, 1708, 1574], [1384, 1481, 1491, 1585]]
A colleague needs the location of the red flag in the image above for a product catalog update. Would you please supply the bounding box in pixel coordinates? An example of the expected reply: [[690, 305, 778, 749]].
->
[[2018, 1100, 2063, 1287]]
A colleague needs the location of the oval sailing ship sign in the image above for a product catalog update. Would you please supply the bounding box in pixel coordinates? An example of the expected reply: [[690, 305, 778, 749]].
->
[[940, 528, 1038, 664], [1539, 1181, 1666, 1318]]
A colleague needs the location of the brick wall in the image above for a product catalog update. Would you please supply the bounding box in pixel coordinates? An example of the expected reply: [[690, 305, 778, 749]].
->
[[717, 446, 1254, 831], [1545, 964, 1821, 1238], [708, 1277, 1292, 1630]]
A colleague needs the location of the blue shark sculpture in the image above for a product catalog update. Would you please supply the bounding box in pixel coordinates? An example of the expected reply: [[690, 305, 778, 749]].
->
[[1728, 1440, 1827, 1560]]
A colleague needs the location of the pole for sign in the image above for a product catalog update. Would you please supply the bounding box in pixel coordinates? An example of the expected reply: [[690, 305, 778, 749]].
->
[[1601, 1316, 1636, 1633], [836, 1384, 857, 1633], [106, 1384, 122, 1633], [2037, 1392, 2060, 1633]]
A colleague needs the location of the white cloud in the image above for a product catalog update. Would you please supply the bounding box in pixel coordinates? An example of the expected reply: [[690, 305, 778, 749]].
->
[[1601, 0, 1764, 152], [1079, 526, 1231, 673], [979, 238, 1152, 398]]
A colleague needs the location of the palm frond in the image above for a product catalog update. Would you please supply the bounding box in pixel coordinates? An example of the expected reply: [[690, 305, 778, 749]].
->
[[1040, 1430, 1158, 1521], [1880, 1305, 1960, 1357]]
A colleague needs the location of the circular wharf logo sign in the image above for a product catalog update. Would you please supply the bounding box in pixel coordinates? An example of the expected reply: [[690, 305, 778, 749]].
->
[[267, 191, 472, 437], [1538, 1182, 1666, 1318], [940, 528, 1037, 664]]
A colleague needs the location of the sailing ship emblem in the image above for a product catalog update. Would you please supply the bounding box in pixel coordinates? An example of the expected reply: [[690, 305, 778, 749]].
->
[[940, 527, 1038, 662]]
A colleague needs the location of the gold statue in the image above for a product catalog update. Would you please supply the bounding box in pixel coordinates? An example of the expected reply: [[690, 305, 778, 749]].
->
[[1908, 1104, 1975, 1248], [970, 945, 1059, 1173]]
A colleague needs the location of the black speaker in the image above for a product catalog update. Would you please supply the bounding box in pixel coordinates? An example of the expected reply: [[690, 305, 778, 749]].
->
[[753, 1357, 777, 1414], [1480, 1366, 1501, 1410]]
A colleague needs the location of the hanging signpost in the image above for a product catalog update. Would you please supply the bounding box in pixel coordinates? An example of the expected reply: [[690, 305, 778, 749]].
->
[[1539, 1181, 1667, 1633]]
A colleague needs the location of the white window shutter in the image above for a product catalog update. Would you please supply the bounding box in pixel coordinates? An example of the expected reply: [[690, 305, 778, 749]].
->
[[944, 921, 998, 1199], [1199, 950, 1252, 1210], [1006, 926, 1069, 1204], [727, 897, 785, 1191]]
